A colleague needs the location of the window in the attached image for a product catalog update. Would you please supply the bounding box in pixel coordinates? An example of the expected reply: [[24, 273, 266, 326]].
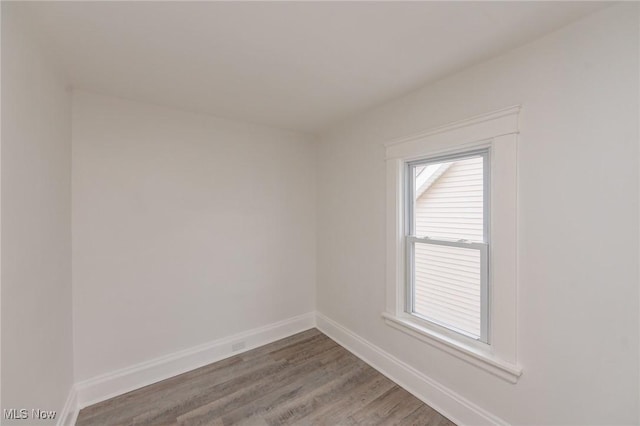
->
[[383, 106, 522, 383], [406, 150, 489, 342]]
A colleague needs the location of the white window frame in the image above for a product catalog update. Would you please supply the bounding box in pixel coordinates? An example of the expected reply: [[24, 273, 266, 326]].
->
[[383, 106, 522, 383], [406, 149, 490, 343]]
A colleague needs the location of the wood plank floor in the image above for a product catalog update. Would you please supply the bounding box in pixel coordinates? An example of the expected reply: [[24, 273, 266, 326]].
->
[[76, 329, 455, 426]]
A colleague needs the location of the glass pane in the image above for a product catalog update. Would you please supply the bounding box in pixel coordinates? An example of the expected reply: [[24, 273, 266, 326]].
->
[[412, 155, 484, 242], [413, 242, 481, 338]]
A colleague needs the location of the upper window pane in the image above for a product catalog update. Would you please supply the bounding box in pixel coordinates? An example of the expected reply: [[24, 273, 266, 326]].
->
[[411, 155, 485, 242]]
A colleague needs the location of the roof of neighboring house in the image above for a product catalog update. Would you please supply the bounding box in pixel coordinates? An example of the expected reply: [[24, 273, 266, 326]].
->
[[415, 162, 452, 199]]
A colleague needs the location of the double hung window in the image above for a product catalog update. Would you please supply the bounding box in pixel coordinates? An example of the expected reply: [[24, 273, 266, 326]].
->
[[406, 150, 489, 342], [383, 106, 522, 382]]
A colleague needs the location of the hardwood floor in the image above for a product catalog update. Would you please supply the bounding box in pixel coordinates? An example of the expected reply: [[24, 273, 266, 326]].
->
[[76, 329, 455, 426]]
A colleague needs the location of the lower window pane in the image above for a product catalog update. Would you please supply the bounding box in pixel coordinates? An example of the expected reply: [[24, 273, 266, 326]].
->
[[413, 242, 482, 339]]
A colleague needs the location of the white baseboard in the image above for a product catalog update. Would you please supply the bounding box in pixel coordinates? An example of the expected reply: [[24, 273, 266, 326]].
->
[[315, 312, 508, 426], [75, 312, 315, 410], [57, 386, 79, 426], [70, 311, 504, 426]]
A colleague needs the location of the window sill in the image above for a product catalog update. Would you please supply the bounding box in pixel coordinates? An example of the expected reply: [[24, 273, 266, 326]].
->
[[381, 312, 522, 383]]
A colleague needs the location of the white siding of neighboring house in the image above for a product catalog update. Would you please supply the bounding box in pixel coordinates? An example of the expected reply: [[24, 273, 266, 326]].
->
[[413, 156, 484, 337]]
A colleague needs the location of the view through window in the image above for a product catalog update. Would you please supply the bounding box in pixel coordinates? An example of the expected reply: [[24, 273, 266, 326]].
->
[[406, 151, 489, 341]]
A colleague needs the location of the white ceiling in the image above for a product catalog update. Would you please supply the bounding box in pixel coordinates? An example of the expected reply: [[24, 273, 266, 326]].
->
[[20, 1, 606, 134]]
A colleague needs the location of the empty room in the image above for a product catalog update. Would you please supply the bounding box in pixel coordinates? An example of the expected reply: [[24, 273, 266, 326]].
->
[[1, 1, 639, 425]]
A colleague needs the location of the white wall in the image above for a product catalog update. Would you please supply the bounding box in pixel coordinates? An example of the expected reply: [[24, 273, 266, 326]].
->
[[72, 91, 316, 381], [316, 4, 639, 425], [1, 3, 74, 423]]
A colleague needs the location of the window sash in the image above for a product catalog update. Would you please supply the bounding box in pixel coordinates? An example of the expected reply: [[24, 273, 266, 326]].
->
[[406, 149, 490, 242], [406, 237, 489, 342]]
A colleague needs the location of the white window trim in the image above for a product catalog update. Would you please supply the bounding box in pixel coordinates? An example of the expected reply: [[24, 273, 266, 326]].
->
[[384, 106, 522, 383]]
